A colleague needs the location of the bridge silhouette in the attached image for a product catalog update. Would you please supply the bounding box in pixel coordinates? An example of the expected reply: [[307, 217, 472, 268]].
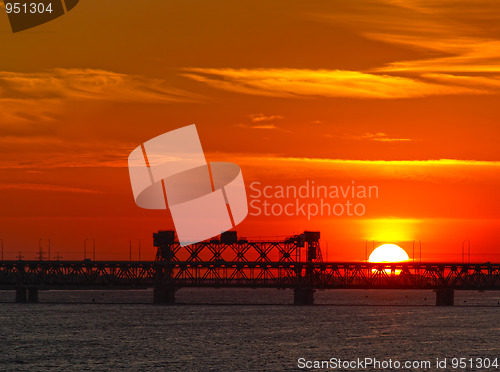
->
[[1, 231, 499, 306]]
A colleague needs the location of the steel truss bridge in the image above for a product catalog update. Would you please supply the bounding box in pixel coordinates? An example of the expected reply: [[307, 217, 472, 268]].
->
[[1, 230, 498, 305]]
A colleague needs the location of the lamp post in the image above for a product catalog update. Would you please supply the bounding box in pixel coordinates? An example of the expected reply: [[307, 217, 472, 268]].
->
[[461, 240, 470, 264], [38, 238, 43, 261], [419, 240, 422, 263], [130, 239, 142, 261], [412, 240, 415, 263]]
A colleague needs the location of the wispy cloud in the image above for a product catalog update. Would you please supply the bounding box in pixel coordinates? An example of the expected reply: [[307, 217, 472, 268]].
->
[[183, 68, 482, 99], [422, 73, 500, 89], [382, 0, 500, 21], [0, 138, 131, 169], [0, 69, 196, 103], [373, 36, 500, 73], [310, 0, 500, 94], [252, 124, 278, 129], [364, 1, 500, 74], [350, 132, 413, 142], [0, 68, 198, 129], [0, 183, 103, 194], [234, 113, 284, 130], [235, 123, 278, 130], [249, 113, 284, 122], [230, 155, 500, 183]]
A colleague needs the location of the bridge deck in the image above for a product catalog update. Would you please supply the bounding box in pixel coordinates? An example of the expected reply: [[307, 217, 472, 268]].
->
[[1, 261, 499, 290]]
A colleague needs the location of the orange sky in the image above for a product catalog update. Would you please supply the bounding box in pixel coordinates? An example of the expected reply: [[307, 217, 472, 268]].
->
[[0, 0, 499, 261]]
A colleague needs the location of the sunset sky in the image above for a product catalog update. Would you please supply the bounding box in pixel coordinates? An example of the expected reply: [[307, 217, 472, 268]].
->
[[0, 0, 499, 261]]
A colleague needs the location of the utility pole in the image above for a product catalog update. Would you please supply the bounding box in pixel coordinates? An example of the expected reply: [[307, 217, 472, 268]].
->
[[462, 240, 470, 264], [17, 250, 23, 261], [419, 240, 422, 263], [38, 238, 44, 261]]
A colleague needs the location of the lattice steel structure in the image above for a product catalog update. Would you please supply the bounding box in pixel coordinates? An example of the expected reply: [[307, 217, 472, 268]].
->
[[1, 230, 499, 305], [1, 261, 499, 289]]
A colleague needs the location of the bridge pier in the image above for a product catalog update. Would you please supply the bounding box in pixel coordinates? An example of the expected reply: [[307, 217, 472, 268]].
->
[[435, 288, 454, 306], [153, 231, 177, 304], [153, 283, 176, 304], [294, 287, 315, 305], [15, 286, 27, 303], [15, 286, 39, 303], [28, 287, 39, 303]]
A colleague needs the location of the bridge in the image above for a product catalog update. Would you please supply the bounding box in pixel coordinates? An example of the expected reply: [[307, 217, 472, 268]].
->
[[1, 231, 499, 306]]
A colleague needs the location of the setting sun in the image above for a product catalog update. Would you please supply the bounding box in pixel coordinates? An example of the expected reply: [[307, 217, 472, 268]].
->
[[369, 244, 410, 263]]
